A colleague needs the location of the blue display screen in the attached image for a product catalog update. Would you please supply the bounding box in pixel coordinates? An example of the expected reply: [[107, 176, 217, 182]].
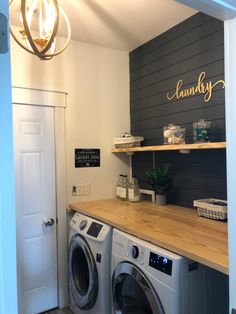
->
[[149, 252, 172, 276]]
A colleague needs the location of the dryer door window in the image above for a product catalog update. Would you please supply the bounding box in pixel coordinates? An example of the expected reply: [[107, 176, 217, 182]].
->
[[69, 234, 98, 310], [112, 262, 165, 314]]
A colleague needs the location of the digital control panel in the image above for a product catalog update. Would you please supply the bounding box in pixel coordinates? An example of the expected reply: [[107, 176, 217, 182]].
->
[[149, 252, 172, 276], [87, 222, 103, 238]]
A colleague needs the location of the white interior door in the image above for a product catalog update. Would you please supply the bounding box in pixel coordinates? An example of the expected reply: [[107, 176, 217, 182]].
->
[[13, 104, 58, 314]]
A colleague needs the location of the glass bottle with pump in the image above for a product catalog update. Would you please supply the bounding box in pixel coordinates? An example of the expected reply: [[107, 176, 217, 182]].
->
[[128, 176, 140, 202], [116, 174, 123, 199], [120, 175, 128, 201]]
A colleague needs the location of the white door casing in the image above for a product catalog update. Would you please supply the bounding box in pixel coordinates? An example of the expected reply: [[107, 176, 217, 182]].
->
[[224, 17, 236, 313], [0, 2, 18, 314], [13, 105, 58, 314]]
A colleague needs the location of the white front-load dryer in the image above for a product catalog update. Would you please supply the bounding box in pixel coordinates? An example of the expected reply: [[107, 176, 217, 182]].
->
[[111, 228, 211, 314], [69, 212, 112, 314]]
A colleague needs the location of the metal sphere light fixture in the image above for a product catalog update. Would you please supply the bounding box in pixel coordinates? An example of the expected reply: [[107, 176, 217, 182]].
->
[[9, 0, 71, 60]]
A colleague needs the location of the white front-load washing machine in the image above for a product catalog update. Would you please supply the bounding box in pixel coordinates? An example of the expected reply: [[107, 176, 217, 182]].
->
[[111, 228, 212, 314], [69, 212, 112, 314]]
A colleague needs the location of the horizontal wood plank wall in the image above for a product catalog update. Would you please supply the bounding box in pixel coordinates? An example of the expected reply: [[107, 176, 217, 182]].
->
[[130, 13, 226, 208]]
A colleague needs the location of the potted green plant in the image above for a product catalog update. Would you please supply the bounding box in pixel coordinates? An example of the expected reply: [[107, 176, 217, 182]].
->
[[145, 163, 171, 205]]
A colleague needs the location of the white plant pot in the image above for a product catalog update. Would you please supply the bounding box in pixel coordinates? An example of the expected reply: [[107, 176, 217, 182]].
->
[[155, 194, 167, 205]]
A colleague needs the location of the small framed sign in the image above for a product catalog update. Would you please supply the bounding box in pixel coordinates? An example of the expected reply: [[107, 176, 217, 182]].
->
[[75, 149, 100, 168]]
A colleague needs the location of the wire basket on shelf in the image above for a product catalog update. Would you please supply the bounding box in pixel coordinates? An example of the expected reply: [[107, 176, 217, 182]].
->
[[193, 198, 227, 221]]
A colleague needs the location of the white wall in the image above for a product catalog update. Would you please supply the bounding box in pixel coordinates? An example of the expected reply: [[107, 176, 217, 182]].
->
[[224, 17, 236, 314], [11, 36, 130, 204], [177, 0, 236, 20], [11, 36, 130, 309]]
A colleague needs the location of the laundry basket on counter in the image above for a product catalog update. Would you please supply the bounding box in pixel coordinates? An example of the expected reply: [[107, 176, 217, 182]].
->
[[193, 198, 227, 221]]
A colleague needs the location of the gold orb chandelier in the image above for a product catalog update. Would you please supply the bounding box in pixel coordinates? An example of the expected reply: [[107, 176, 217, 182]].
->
[[9, 0, 71, 60]]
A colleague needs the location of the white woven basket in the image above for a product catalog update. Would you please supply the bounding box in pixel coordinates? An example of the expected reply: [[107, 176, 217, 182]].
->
[[193, 198, 227, 221], [113, 136, 144, 148]]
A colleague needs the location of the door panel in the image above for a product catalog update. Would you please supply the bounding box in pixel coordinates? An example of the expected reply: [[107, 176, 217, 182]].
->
[[22, 152, 42, 214], [24, 237, 44, 291], [14, 105, 58, 314], [23, 214, 44, 238]]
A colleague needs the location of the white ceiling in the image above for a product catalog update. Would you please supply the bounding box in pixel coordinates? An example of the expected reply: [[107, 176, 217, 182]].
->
[[59, 0, 196, 51], [10, 0, 197, 52]]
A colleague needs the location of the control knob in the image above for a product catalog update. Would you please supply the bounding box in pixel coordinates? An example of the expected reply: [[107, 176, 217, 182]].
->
[[131, 245, 139, 259], [79, 219, 87, 231]]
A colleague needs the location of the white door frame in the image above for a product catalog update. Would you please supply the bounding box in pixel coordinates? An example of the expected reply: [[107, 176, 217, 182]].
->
[[0, 2, 18, 314], [224, 18, 236, 313], [12, 86, 68, 308]]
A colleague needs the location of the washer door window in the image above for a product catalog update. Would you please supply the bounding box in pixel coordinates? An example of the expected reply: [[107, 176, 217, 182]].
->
[[69, 234, 98, 310], [112, 262, 165, 314]]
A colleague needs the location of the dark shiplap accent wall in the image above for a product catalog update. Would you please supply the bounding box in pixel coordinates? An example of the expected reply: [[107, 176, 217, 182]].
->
[[130, 13, 226, 208]]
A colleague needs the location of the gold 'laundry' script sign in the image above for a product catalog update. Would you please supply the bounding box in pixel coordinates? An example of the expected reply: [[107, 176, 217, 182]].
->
[[167, 72, 225, 102]]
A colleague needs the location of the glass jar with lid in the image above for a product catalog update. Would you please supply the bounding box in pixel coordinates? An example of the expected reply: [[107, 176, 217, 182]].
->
[[128, 177, 140, 202], [193, 119, 211, 143], [163, 124, 185, 145]]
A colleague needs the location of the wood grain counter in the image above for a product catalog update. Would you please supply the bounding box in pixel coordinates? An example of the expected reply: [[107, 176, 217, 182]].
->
[[69, 199, 228, 275]]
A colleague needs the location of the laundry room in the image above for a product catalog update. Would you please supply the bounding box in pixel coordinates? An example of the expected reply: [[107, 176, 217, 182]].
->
[[1, 0, 236, 314]]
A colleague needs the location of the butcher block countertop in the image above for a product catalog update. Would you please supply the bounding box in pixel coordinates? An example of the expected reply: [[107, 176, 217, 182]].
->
[[69, 199, 228, 275]]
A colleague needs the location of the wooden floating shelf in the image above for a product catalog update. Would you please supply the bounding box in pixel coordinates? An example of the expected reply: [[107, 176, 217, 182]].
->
[[111, 141, 226, 153]]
